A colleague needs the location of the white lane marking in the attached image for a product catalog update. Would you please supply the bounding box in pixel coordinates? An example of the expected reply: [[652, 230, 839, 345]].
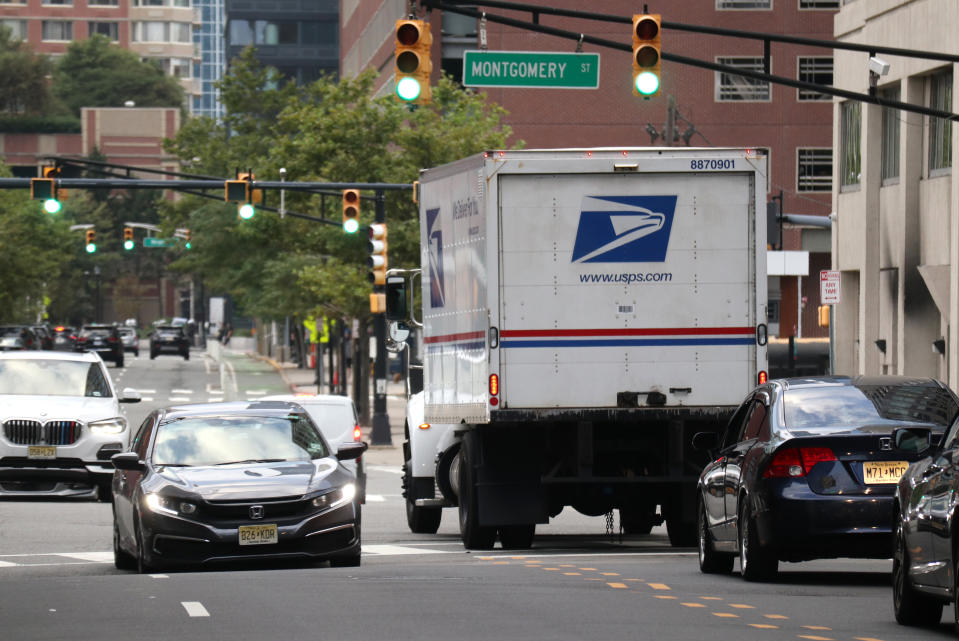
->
[[138, 389, 157, 394], [245, 390, 267, 396], [366, 465, 403, 475], [168, 396, 191, 402], [141, 397, 154, 402], [207, 398, 225, 403], [182, 602, 210, 617], [150, 574, 169, 579], [363, 545, 452, 556], [365, 494, 385, 502], [206, 384, 223, 394], [171, 389, 193, 395], [0, 561, 17, 567], [59, 552, 113, 562]]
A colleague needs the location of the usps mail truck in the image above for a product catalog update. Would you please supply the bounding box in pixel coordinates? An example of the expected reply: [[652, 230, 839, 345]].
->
[[390, 148, 768, 549]]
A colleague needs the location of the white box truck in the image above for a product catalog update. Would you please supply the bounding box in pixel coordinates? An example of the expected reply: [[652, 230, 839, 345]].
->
[[389, 148, 768, 549]]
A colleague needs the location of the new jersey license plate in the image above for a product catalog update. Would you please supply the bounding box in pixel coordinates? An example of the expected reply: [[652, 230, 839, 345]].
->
[[238, 524, 278, 545], [863, 460, 909, 484], [27, 445, 56, 459]]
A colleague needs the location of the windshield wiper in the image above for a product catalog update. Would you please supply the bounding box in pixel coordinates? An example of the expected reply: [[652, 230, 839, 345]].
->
[[213, 458, 287, 466], [156, 463, 191, 467]]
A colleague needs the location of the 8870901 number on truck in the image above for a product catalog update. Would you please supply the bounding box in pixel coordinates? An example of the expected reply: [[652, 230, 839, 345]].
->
[[389, 148, 769, 549]]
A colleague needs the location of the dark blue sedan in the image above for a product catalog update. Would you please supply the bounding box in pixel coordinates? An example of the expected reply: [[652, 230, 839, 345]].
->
[[695, 376, 959, 581]]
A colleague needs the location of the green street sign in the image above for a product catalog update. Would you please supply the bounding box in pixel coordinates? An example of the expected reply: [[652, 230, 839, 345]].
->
[[463, 50, 600, 89], [143, 237, 174, 248]]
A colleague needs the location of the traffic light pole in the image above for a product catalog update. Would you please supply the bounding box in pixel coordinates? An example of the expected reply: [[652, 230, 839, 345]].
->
[[370, 190, 392, 446]]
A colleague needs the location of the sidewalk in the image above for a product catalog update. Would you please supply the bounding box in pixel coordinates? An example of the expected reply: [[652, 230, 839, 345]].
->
[[210, 343, 405, 467]]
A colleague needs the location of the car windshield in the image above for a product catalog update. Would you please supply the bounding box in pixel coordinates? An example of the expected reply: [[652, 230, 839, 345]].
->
[[784, 384, 959, 430], [152, 414, 329, 466], [0, 359, 112, 397], [156, 328, 180, 337], [80, 328, 111, 338], [299, 403, 355, 437]]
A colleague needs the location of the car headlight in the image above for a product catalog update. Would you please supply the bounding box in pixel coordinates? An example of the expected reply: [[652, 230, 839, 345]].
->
[[144, 492, 197, 516], [311, 483, 355, 510], [89, 417, 127, 434]]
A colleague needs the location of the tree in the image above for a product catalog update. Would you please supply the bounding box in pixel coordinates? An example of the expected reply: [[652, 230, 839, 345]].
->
[[0, 26, 58, 115], [53, 35, 184, 116]]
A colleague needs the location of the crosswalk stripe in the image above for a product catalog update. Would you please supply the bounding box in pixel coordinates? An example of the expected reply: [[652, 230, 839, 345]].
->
[[363, 544, 452, 556]]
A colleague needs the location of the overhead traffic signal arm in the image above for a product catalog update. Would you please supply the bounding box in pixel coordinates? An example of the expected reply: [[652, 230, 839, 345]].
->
[[394, 19, 432, 104], [632, 14, 662, 98]]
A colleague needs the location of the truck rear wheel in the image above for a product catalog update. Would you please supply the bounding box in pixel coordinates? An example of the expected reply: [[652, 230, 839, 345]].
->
[[458, 432, 496, 550], [499, 525, 535, 549], [666, 516, 697, 547]]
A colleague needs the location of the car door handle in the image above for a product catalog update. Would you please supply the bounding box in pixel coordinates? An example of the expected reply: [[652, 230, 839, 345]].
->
[[922, 464, 943, 479]]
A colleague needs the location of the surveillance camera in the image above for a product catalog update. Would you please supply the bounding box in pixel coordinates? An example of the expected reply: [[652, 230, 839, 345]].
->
[[279, 167, 287, 175], [869, 56, 890, 77]]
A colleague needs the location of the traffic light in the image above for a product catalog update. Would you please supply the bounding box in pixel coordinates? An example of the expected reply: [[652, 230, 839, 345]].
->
[[394, 19, 432, 104], [368, 223, 387, 285], [632, 14, 661, 98], [85, 229, 96, 254], [342, 189, 360, 233], [225, 173, 259, 219], [184, 229, 192, 250], [31, 166, 62, 213], [123, 227, 134, 251]]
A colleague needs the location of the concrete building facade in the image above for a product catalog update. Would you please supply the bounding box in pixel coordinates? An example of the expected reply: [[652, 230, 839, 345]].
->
[[341, 0, 839, 340], [832, 0, 959, 386]]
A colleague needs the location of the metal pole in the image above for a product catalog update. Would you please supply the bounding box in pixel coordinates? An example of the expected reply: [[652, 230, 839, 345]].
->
[[371, 191, 392, 445]]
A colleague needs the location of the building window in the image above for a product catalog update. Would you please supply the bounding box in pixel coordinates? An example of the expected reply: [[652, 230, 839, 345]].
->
[[716, 57, 770, 101], [881, 87, 900, 182], [0, 19, 28, 39], [89, 22, 119, 41], [797, 148, 832, 192], [929, 70, 953, 175], [88, 0, 119, 5], [133, 21, 192, 43], [840, 101, 861, 187], [717, 0, 771, 8], [42, 21, 73, 41], [42, 0, 72, 4], [0, 0, 28, 5], [133, 0, 190, 5], [154, 57, 192, 78], [797, 57, 832, 101], [799, 0, 839, 7]]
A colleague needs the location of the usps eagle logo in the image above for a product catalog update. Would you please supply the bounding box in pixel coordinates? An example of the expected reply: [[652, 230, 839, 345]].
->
[[571, 195, 678, 263]]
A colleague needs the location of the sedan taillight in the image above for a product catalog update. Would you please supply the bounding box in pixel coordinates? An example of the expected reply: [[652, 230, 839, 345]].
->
[[763, 446, 837, 478]]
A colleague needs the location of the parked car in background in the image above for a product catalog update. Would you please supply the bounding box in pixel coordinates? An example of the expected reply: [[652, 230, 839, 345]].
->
[[0, 350, 140, 500], [31, 325, 53, 350], [111, 400, 365, 572], [51, 326, 77, 351], [695, 376, 959, 581], [261, 394, 367, 503], [118, 327, 139, 357], [150, 325, 189, 360], [893, 410, 959, 627], [0, 326, 39, 351], [76, 325, 124, 367]]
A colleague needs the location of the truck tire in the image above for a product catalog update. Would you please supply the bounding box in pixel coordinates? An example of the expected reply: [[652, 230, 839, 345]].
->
[[458, 432, 496, 550], [620, 506, 657, 535], [666, 516, 697, 547], [499, 525, 535, 549], [404, 460, 441, 534]]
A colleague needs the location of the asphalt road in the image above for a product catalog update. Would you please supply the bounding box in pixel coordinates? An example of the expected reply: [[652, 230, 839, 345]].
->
[[1, 347, 956, 640]]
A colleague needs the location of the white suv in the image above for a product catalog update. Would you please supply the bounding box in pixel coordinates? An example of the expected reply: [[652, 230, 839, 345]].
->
[[0, 351, 140, 500]]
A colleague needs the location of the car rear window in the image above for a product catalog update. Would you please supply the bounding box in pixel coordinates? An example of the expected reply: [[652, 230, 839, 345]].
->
[[152, 414, 329, 466], [784, 384, 959, 430], [0, 359, 112, 397], [80, 328, 111, 338]]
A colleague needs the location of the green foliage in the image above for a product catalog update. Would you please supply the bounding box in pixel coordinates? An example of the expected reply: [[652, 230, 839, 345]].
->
[[0, 115, 81, 133], [0, 26, 61, 116], [164, 59, 517, 322], [53, 35, 185, 117]]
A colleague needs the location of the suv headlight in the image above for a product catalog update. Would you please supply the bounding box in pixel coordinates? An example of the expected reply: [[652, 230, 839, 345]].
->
[[311, 483, 355, 510], [89, 417, 127, 434], [144, 493, 197, 516]]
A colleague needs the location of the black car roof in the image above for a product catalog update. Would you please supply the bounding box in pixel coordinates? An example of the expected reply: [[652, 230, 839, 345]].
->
[[776, 375, 943, 391]]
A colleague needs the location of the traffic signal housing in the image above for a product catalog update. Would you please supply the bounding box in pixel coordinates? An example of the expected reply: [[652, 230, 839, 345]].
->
[[85, 229, 96, 254], [225, 173, 259, 219], [632, 14, 661, 98], [123, 227, 134, 251], [32, 166, 62, 213], [184, 229, 192, 250], [368, 223, 387, 285], [342, 189, 360, 233], [394, 19, 432, 104]]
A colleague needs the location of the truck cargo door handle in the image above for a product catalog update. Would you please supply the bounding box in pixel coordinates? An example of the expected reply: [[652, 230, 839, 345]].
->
[[756, 324, 768, 346], [489, 327, 499, 348]]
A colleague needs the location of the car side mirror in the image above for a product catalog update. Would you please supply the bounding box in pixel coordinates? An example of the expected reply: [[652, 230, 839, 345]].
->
[[385, 275, 409, 322], [335, 441, 368, 461], [111, 452, 145, 471], [894, 427, 934, 453], [692, 431, 719, 452], [119, 387, 142, 404]]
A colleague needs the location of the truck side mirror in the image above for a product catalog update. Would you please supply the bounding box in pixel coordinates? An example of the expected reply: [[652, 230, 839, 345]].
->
[[385, 275, 408, 322]]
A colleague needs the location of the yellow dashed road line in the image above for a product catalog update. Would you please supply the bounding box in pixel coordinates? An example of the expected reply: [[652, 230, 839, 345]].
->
[[647, 583, 671, 590], [563, 572, 581, 576], [654, 595, 677, 600], [681, 602, 706, 608], [698, 596, 722, 601], [729, 603, 755, 609], [798, 636, 833, 641], [713, 612, 739, 618], [749, 624, 779, 629], [801, 626, 831, 631], [764, 614, 789, 620], [607, 582, 628, 589]]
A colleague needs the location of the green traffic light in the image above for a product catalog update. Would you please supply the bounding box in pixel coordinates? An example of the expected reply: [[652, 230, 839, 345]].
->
[[43, 199, 62, 214], [123, 239, 135, 251], [85, 243, 96, 254], [238, 203, 255, 219], [185, 242, 192, 250], [395, 77, 422, 102], [635, 71, 660, 96], [343, 218, 359, 234]]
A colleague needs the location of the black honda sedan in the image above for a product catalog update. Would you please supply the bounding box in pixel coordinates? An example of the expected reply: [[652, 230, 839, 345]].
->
[[695, 376, 959, 581], [893, 411, 959, 627], [111, 401, 366, 572]]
